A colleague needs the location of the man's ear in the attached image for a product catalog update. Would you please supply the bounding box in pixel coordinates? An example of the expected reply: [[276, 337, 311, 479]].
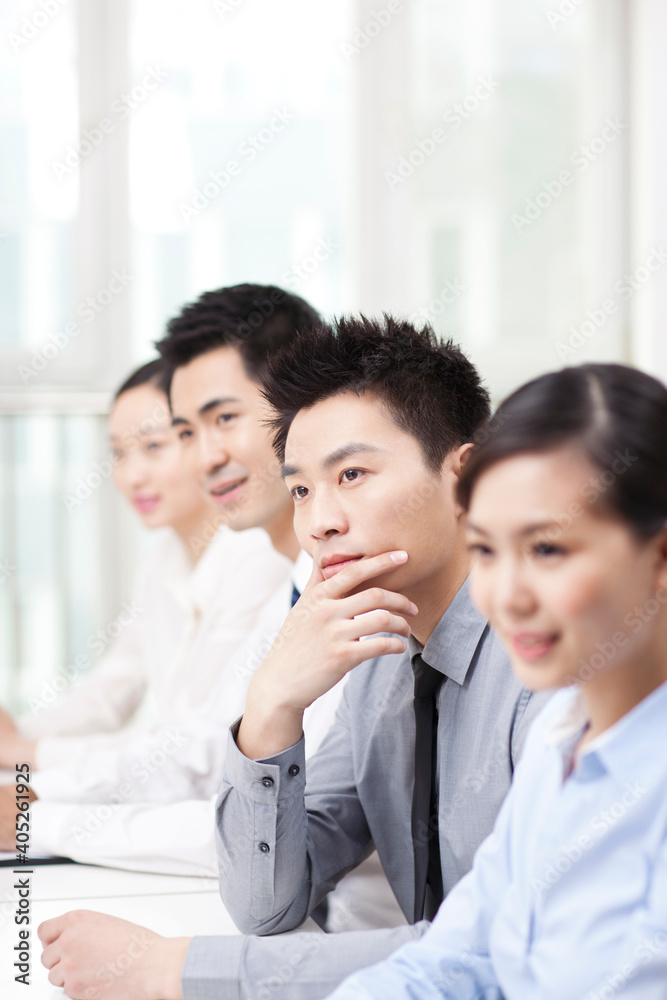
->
[[450, 442, 474, 478]]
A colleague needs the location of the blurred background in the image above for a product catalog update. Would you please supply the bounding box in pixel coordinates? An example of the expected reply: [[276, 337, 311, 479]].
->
[[1, 0, 666, 709]]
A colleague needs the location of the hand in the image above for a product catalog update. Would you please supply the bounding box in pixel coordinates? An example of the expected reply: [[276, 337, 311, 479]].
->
[[238, 550, 417, 758], [39, 910, 191, 1000], [0, 705, 36, 770], [0, 783, 36, 850]]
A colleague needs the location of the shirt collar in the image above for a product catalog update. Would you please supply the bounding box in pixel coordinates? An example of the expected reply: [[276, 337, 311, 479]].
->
[[408, 577, 489, 686], [292, 549, 313, 595], [545, 679, 667, 786]]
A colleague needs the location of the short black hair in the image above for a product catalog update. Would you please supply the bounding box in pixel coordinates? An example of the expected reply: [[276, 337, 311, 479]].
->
[[156, 283, 321, 390], [261, 314, 491, 472], [114, 359, 168, 400], [457, 363, 667, 539]]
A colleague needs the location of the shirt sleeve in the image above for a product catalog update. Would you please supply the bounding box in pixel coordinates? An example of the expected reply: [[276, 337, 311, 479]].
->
[[216, 681, 375, 936], [29, 797, 220, 877], [29, 697, 233, 804], [580, 835, 667, 1000], [17, 597, 148, 765], [182, 924, 429, 1000]]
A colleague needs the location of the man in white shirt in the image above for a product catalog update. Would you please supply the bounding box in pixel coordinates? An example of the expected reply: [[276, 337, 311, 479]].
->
[[2, 284, 403, 934], [0, 284, 318, 829]]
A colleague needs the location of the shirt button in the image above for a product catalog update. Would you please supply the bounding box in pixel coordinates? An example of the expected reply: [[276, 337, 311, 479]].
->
[[261, 776, 274, 788], [288, 764, 300, 777], [258, 842, 270, 854]]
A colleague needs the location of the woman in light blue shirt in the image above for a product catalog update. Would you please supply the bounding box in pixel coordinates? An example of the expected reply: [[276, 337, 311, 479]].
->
[[328, 363, 667, 1000]]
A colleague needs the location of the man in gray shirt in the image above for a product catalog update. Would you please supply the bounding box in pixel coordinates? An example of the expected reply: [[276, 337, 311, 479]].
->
[[39, 316, 549, 1000]]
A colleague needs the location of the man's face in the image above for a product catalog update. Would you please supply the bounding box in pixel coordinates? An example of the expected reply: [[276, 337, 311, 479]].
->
[[283, 391, 464, 595], [170, 346, 291, 533]]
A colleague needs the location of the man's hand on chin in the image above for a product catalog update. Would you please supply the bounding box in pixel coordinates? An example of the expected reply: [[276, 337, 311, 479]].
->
[[0, 783, 35, 850], [39, 910, 191, 1000]]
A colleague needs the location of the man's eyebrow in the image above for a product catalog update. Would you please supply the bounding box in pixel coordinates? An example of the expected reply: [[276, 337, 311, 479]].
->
[[321, 443, 384, 470], [198, 396, 241, 417], [281, 443, 385, 480], [171, 417, 190, 427]]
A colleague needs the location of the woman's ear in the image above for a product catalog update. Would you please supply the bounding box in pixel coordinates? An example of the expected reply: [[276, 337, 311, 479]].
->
[[654, 523, 667, 593]]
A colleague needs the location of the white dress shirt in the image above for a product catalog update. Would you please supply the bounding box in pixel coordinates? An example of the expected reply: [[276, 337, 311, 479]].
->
[[25, 524, 290, 780], [30, 549, 406, 932]]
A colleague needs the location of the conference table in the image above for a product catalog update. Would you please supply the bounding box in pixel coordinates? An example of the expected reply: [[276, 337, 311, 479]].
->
[[0, 861, 239, 999]]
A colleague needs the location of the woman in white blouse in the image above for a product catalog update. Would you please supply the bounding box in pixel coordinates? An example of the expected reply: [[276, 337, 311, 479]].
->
[[0, 359, 288, 771]]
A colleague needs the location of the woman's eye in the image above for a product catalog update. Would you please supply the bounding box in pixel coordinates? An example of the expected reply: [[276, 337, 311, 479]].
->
[[340, 468, 363, 484], [178, 429, 193, 441], [290, 486, 309, 500], [467, 543, 494, 557], [145, 442, 162, 452], [533, 542, 564, 557]]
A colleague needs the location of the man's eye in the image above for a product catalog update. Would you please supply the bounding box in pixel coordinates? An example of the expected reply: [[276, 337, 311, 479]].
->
[[290, 486, 309, 500], [145, 442, 162, 452], [178, 429, 193, 441], [340, 468, 363, 483], [217, 413, 236, 424]]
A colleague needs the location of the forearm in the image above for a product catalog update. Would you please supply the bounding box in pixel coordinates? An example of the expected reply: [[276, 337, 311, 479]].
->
[[31, 798, 220, 877], [217, 728, 315, 934], [183, 924, 428, 1000]]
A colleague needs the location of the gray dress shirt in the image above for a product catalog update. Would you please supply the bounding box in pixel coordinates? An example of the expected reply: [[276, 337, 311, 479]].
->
[[182, 580, 550, 999]]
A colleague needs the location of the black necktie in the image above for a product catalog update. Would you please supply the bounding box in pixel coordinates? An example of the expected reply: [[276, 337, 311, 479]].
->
[[411, 652, 445, 922]]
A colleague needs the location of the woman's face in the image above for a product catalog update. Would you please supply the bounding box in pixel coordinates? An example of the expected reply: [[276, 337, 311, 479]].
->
[[466, 447, 667, 691], [110, 383, 209, 530]]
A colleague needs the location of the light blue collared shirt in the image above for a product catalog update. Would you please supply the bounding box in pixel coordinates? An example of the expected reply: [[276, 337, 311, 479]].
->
[[328, 680, 667, 1000]]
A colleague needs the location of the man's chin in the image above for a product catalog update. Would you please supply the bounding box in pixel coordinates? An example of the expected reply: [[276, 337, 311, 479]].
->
[[345, 564, 408, 598]]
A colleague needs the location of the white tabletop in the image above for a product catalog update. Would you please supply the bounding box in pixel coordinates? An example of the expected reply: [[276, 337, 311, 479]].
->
[[0, 862, 239, 999]]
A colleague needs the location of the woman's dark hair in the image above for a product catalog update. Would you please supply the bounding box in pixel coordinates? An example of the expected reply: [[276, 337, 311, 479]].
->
[[114, 359, 168, 400], [261, 314, 491, 472], [457, 363, 667, 538]]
